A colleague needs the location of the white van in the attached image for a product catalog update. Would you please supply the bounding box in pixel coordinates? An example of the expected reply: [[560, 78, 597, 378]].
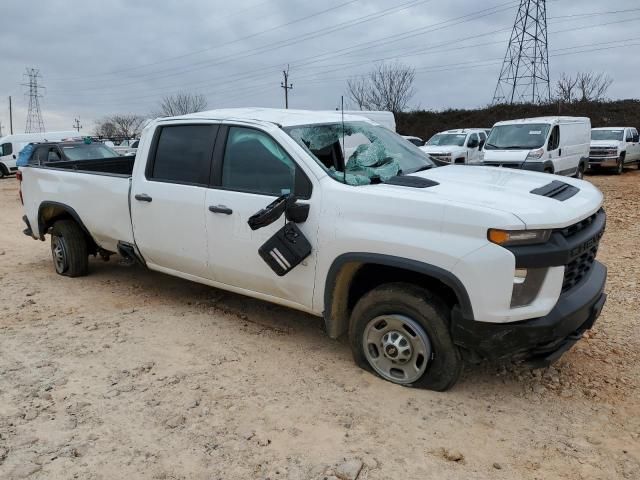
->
[[0, 131, 79, 177], [481, 117, 591, 178], [325, 110, 396, 132]]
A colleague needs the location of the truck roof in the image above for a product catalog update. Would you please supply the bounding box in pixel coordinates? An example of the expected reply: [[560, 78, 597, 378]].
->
[[592, 126, 629, 130], [493, 116, 590, 127], [441, 128, 486, 134], [168, 108, 377, 128]]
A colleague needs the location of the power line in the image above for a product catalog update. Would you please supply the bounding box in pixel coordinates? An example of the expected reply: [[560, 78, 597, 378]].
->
[[23, 68, 45, 133]]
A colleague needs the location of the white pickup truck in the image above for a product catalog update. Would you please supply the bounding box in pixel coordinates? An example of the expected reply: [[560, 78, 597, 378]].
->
[[589, 127, 640, 174], [18, 108, 607, 391]]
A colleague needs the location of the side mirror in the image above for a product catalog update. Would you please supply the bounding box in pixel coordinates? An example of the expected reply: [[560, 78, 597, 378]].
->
[[634, 135, 640, 143], [468, 139, 479, 149], [626, 136, 634, 143], [286, 200, 310, 223]]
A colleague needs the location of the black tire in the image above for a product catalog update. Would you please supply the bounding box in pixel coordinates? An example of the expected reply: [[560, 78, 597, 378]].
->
[[574, 163, 585, 180], [615, 155, 624, 175], [50, 219, 89, 277], [544, 168, 553, 174], [349, 283, 462, 391], [0, 164, 7, 179]]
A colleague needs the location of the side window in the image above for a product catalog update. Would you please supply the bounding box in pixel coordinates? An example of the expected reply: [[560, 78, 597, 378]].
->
[[625, 129, 634, 142], [548, 126, 560, 151], [150, 125, 217, 185], [33, 147, 48, 165], [47, 148, 62, 163], [1, 143, 12, 156], [221, 127, 303, 197], [633, 129, 640, 142]]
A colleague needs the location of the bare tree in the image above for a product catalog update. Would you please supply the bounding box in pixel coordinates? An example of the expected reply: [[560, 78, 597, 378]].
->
[[95, 114, 144, 139], [555, 73, 579, 103], [159, 92, 208, 116], [347, 62, 416, 113], [576, 72, 613, 102]]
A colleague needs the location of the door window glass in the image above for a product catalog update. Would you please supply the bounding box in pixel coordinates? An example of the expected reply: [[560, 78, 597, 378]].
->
[[221, 127, 296, 196], [150, 125, 217, 185]]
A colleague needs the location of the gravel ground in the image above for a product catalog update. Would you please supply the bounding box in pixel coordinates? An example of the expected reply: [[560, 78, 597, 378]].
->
[[0, 170, 639, 479]]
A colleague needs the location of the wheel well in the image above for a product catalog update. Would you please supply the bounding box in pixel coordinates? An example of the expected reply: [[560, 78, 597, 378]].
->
[[324, 259, 469, 339], [38, 203, 97, 254], [0, 162, 8, 175]]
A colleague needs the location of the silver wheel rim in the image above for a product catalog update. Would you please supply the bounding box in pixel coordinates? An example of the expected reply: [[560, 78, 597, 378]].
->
[[51, 235, 67, 273], [363, 314, 432, 384]]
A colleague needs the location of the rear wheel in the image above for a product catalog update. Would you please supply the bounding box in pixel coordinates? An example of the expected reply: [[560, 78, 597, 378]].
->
[[349, 283, 462, 391], [574, 163, 585, 179], [50, 220, 89, 277]]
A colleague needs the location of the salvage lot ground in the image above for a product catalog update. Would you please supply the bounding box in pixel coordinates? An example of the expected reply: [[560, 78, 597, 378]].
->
[[0, 170, 639, 480]]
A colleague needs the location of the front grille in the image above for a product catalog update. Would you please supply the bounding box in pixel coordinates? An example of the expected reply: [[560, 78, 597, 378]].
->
[[560, 211, 603, 293], [589, 147, 616, 158]]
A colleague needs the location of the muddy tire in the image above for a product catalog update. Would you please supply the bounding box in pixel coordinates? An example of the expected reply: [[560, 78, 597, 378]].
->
[[50, 220, 88, 277], [574, 163, 585, 180], [349, 283, 462, 391], [615, 155, 624, 175]]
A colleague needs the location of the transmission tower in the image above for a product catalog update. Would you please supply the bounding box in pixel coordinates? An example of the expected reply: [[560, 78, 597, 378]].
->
[[23, 68, 46, 133], [492, 0, 550, 104]]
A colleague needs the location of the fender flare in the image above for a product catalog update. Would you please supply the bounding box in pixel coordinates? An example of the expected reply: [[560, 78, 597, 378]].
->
[[323, 253, 474, 338], [37, 201, 98, 248]]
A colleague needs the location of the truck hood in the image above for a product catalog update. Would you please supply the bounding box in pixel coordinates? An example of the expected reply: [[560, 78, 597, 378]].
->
[[412, 165, 603, 229], [420, 145, 466, 155], [590, 140, 621, 148], [481, 149, 530, 163]]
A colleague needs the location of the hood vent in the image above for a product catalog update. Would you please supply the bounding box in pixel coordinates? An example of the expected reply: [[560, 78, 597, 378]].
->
[[530, 180, 579, 201], [384, 176, 439, 188]]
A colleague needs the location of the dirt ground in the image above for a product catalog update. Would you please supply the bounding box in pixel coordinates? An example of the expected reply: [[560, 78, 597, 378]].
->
[[0, 170, 639, 480]]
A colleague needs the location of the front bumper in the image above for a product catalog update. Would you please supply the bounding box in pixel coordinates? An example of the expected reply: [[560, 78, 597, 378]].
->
[[451, 260, 607, 366], [589, 156, 618, 168], [482, 161, 546, 172]]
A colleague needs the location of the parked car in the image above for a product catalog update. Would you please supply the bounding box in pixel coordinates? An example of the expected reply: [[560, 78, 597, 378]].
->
[[482, 117, 591, 178], [589, 127, 640, 174], [420, 129, 487, 164], [0, 131, 78, 177], [24, 141, 121, 166], [113, 139, 139, 156], [18, 108, 607, 391], [402, 135, 425, 147]]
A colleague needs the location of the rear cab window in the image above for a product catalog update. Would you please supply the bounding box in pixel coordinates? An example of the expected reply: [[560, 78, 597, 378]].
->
[[148, 125, 218, 185]]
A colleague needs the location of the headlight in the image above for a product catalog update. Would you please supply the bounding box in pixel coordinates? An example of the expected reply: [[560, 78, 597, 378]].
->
[[526, 148, 545, 160], [607, 149, 618, 156], [488, 229, 551, 246]]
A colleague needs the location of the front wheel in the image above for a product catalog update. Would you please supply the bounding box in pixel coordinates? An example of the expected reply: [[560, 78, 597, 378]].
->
[[50, 220, 89, 277], [349, 283, 462, 391], [615, 157, 624, 175], [574, 163, 585, 180]]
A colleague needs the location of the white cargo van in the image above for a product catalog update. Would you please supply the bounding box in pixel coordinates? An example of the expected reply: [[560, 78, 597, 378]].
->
[[0, 131, 78, 177], [481, 117, 591, 178]]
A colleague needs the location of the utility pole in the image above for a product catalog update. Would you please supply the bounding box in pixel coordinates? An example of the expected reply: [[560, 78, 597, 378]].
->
[[492, 0, 550, 104], [22, 68, 46, 133], [73, 117, 82, 132], [9, 96, 13, 134], [0, 121, 3, 137], [280, 65, 293, 109]]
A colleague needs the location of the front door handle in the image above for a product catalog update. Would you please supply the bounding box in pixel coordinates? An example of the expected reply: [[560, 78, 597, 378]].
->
[[209, 205, 233, 215], [134, 193, 153, 202]]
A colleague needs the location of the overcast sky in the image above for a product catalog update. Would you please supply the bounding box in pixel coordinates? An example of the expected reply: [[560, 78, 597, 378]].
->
[[0, 0, 637, 134]]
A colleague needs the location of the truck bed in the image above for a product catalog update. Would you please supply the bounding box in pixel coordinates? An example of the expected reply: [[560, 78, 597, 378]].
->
[[21, 160, 135, 252], [44, 156, 135, 176]]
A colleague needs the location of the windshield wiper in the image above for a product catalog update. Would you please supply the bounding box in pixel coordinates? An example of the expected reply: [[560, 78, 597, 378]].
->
[[484, 143, 499, 149]]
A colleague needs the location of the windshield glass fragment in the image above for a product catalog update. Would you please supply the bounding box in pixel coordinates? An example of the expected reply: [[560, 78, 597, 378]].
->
[[285, 121, 433, 185]]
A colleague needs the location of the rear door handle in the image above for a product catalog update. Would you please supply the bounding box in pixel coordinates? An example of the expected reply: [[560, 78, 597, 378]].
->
[[134, 193, 152, 202], [209, 205, 233, 215]]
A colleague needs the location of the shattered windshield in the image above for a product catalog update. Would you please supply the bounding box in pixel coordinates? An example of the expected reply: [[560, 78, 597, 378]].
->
[[591, 130, 624, 141], [284, 122, 433, 186], [426, 133, 467, 147]]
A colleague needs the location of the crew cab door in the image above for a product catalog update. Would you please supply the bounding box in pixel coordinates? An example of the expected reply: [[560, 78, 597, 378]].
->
[[466, 133, 481, 164], [204, 125, 318, 309], [626, 128, 640, 162], [131, 124, 218, 278]]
